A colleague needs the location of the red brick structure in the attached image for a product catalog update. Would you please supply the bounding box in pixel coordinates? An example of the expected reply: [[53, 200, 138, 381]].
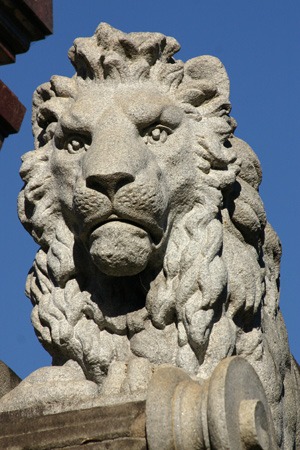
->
[[0, 0, 53, 149], [0, 80, 26, 149]]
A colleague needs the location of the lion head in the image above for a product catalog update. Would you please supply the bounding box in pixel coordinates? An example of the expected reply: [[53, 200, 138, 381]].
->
[[18, 24, 297, 445]]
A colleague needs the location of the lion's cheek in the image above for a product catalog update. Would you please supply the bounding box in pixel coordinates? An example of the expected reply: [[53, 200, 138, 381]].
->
[[89, 221, 153, 276], [51, 154, 82, 212], [155, 142, 198, 210]]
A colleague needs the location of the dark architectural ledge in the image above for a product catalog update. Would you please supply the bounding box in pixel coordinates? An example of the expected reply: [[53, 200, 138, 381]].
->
[[0, 0, 53, 149], [0, 0, 53, 65], [0, 80, 26, 149]]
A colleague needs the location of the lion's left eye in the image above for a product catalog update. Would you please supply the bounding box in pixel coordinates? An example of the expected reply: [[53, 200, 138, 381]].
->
[[146, 126, 171, 145], [65, 137, 90, 154]]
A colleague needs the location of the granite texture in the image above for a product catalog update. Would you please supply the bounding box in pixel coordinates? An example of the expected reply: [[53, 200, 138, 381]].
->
[[0, 361, 21, 399], [0, 23, 299, 449], [0, 400, 146, 449], [0, 357, 279, 450]]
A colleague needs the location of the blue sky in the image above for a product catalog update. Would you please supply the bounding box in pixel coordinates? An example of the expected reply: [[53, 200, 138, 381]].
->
[[0, 1, 299, 379]]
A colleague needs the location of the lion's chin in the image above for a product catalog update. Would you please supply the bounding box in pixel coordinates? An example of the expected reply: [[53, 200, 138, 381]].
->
[[89, 221, 153, 276]]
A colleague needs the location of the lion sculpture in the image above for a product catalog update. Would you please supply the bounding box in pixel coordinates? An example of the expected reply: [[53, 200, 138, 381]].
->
[[2, 23, 299, 448]]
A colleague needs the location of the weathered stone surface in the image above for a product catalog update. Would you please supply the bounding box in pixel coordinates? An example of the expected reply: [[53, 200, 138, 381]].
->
[[0, 357, 280, 450], [0, 360, 21, 399], [1, 23, 299, 449], [0, 400, 146, 449], [146, 357, 279, 450], [0, 362, 98, 414]]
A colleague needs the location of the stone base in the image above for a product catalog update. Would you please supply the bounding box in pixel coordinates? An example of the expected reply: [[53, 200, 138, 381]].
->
[[0, 401, 146, 450], [0, 361, 21, 399], [0, 357, 281, 449]]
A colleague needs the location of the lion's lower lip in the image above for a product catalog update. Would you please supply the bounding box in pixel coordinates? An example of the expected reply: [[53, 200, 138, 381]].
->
[[91, 218, 146, 235], [89, 217, 161, 244], [80, 209, 164, 245]]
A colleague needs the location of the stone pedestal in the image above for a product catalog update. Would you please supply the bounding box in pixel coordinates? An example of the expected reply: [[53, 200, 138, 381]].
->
[[0, 401, 146, 450], [0, 361, 21, 400], [0, 357, 279, 450]]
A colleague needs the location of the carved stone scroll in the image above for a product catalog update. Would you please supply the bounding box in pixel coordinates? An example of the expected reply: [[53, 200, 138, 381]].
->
[[146, 356, 278, 450]]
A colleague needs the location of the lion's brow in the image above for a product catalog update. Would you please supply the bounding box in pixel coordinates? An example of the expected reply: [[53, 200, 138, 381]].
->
[[59, 111, 93, 133], [126, 104, 182, 128]]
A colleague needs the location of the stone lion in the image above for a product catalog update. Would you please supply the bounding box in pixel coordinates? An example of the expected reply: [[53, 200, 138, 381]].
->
[[4, 23, 299, 447]]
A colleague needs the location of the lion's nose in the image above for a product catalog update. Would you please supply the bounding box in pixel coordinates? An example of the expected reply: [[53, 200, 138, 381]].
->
[[86, 172, 135, 200]]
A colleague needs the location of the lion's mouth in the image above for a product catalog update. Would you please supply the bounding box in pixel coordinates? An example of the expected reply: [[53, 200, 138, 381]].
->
[[83, 213, 164, 246]]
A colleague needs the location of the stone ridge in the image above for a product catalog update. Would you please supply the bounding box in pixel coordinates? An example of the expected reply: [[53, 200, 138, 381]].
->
[[0, 401, 146, 449]]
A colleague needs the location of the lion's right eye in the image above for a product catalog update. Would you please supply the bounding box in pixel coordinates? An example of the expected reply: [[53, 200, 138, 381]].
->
[[65, 137, 90, 154], [143, 124, 172, 145]]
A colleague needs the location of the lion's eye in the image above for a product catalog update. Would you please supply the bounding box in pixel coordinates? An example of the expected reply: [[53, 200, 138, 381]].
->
[[146, 126, 170, 145], [65, 137, 90, 154]]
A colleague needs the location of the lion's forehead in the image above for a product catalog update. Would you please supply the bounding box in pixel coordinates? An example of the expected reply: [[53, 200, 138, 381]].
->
[[58, 84, 184, 131]]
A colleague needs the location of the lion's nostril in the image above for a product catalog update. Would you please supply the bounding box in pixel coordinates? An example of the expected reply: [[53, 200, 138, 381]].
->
[[86, 172, 135, 199], [86, 176, 108, 197]]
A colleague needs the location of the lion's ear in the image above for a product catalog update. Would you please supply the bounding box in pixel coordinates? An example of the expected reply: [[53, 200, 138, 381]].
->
[[32, 83, 54, 149], [184, 56, 230, 100], [32, 77, 76, 150]]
